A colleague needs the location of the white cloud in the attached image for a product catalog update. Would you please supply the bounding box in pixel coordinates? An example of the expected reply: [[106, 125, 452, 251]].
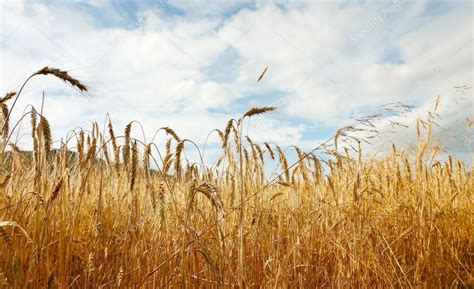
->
[[0, 0, 472, 164]]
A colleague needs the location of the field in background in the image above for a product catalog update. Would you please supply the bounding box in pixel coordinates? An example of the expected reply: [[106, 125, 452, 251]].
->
[[0, 68, 472, 288]]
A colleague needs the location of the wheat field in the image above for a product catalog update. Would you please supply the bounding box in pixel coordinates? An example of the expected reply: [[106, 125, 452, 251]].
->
[[0, 67, 472, 288]]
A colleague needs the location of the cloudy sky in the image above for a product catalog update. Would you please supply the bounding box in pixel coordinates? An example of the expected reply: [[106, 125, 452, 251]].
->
[[0, 0, 472, 163]]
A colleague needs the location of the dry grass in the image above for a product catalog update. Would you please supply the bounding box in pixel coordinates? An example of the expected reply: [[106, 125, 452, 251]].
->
[[0, 68, 472, 288]]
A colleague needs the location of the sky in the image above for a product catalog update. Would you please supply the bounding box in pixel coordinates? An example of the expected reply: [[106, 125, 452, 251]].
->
[[0, 0, 472, 165]]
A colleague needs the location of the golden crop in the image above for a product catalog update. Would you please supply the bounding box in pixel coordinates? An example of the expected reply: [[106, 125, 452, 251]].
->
[[0, 68, 472, 288]]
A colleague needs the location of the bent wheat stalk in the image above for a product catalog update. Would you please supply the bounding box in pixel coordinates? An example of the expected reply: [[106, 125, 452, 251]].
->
[[1, 67, 87, 139]]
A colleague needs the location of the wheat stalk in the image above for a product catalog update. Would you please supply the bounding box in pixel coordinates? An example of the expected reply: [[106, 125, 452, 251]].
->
[[130, 140, 138, 192], [34, 66, 87, 92], [243, 106, 276, 118], [162, 127, 180, 142], [39, 115, 52, 160], [123, 123, 132, 167], [174, 140, 184, 179], [108, 120, 120, 173]]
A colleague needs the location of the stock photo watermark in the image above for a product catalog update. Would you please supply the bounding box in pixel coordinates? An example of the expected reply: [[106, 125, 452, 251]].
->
[[349, 0, 406, 46], [107, 0, 171, 49], [156, 0, 170, 10], [246, 95, 292, 142], [465, 134, 473, 148], [113, 216, 147, 245]]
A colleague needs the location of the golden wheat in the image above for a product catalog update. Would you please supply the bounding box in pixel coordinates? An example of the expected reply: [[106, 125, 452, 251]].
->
[[0, 68, 472, 288]]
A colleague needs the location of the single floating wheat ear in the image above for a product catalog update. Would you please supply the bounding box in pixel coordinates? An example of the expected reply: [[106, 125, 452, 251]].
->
[[257, 66, 268, 83]]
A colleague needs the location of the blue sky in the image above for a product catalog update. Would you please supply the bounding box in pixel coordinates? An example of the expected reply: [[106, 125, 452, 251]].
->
[[0, 0, 472, 163]]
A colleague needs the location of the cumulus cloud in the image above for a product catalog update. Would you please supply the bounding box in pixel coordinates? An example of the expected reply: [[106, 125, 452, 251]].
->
[[0, 0, 472, 164]]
